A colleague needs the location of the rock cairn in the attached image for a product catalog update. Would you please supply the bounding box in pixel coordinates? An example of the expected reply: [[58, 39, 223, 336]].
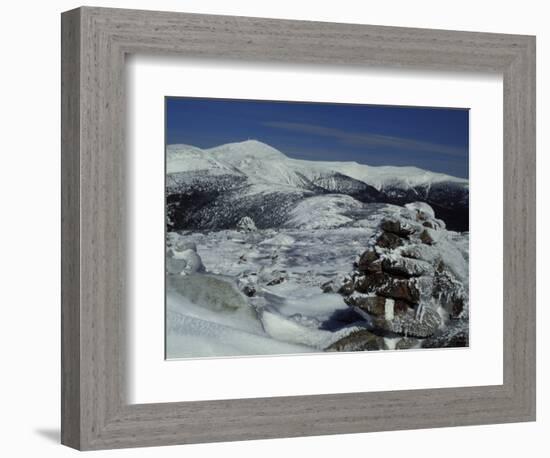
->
[[323, 203, 469, 350]]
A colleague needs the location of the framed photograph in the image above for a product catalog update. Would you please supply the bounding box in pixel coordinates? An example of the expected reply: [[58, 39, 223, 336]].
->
[[61, 6, 536, 450]]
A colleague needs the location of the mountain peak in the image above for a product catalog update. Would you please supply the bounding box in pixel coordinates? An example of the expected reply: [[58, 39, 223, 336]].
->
[[207, 139, 288, 161]]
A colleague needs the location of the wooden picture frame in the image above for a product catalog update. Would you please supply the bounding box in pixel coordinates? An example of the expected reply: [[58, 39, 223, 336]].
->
[[61, 6, 536, 450]]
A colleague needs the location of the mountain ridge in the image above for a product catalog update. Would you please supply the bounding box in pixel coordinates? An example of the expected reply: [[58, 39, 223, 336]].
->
[[166, 140, 469, 232], [167, 140, 468, 192]]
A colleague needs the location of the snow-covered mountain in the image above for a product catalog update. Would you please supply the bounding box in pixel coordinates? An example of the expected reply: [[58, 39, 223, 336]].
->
[[168, 140, 466, 190], [166, 140, 469, 232]]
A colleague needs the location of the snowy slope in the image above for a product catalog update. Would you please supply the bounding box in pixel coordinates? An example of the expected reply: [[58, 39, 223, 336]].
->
[[166, 144, 240, 175], [285, 194, 365, 230], [333, 163, 465, 191]]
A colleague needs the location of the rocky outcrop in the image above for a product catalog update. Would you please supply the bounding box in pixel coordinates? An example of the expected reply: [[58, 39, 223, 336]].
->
[[324, 202, 469, 349], [325, 329, 386, 352], [356, 249, 381, 273], [345, 295, 408, 318], [380, 219, 415, 237], [381, 306, 441, 338], [422, 320, 469, 348], [321, 274, 354, 295], [419, 229, 434, 245], [166, 234, 205, 275], [432, 261, 467, 319], [170, 274, 249, 312], [236, 216, 257, 232], [395, 337, 419, 350], [235, 266, 290, 298], [375, 231, 404, 250]]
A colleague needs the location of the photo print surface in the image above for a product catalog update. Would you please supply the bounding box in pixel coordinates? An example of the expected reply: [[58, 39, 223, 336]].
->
[[165, 97, 469, 359]]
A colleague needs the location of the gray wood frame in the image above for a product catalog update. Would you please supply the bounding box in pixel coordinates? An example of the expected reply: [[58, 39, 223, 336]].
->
[[61, 6, 536, 451]]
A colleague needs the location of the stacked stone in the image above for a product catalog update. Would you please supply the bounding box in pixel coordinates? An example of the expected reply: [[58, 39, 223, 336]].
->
[[325, 204, 468, 351]]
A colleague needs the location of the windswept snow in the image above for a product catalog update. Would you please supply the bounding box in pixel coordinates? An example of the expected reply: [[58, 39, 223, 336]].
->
[[166, 144, 237, 175], [285, 194, 364, 230], [327, 161, 466, 191], [260, 308, 363, 350]]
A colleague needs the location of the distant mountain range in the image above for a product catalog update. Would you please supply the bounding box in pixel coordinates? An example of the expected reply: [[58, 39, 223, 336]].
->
[[166, 140, 469, 232]]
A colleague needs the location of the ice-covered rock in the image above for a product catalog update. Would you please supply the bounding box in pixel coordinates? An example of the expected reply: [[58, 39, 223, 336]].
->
[[175, 240, 197, 252], [352, 273, 421, 304], [432, 261, 468, 319], [419, 229, 434, 245], [375, 231, 404, 249], [381, 256, 433, 278], [345, 294, 409, 319], [260, 233, 295, 246], [395, 337, 420, 350], [422, 319, 469, 348], [326, 329, 385, 352], [236, 216, 257, 232], [380, 218, 415, 237], [382, 306, 441, 338], [166, 241, 205, 275], [166, 231, 181, 247], [405, 201, 436, 219], [236, 272, 258, 296], [241, 284, 257, 297], [166, 255, 188, 275], [321, 274, 354, 296], [258, 267, 288, 286], [356, 248, 381, 274], [330, 202, 468, 343], [169, 274, 258, 321]]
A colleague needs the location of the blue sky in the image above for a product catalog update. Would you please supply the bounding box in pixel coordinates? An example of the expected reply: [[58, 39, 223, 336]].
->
[[166, 97, 469, 178]]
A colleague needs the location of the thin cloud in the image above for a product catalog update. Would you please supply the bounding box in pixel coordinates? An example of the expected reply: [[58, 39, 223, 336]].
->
[[262, 121, 466, 158]]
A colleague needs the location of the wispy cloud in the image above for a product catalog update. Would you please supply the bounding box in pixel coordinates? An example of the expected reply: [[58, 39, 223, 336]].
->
[[262, 121, 466, 158]]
